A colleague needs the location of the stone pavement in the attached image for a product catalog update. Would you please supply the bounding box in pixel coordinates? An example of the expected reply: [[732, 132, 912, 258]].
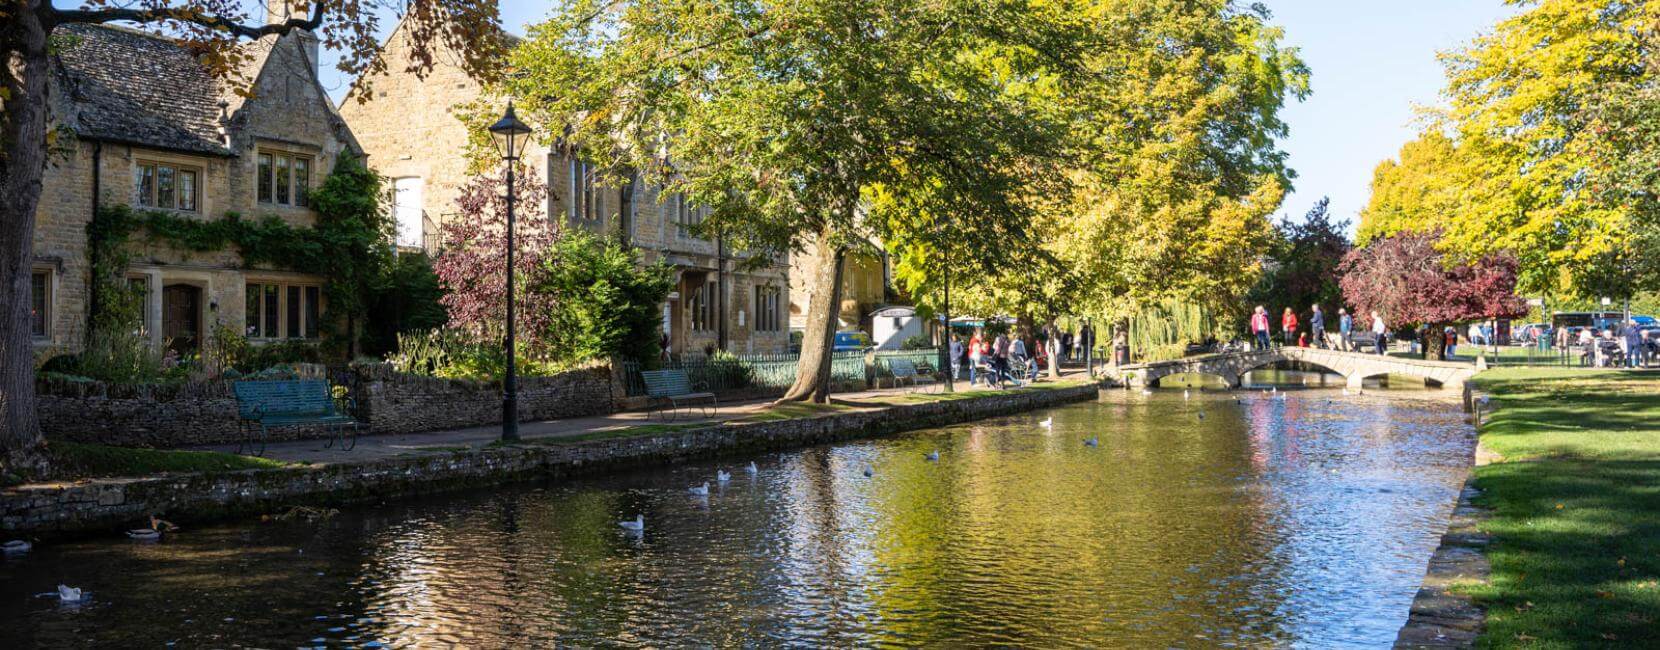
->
[[196, 368, 1090, 465]]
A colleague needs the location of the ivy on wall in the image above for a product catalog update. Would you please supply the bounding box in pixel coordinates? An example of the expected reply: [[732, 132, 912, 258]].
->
[[85, 154, 395, 356]]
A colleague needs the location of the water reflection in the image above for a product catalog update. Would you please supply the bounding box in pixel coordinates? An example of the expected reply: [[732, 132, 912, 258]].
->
[[0, 391, 1473, 647]]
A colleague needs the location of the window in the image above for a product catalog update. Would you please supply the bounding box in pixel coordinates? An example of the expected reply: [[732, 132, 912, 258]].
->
[[134, 162, 199, 211], [689, 280, 716, 332], [245, 281, 321, 339], [569, 158, 600, 220], [30, 271, 48, 339], [754, 285, 781, 332], [673, 193, 707, 239], [258, 151, 312, 207]]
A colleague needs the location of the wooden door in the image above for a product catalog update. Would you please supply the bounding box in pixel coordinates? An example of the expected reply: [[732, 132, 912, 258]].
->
[[162, 284, 201, 353]]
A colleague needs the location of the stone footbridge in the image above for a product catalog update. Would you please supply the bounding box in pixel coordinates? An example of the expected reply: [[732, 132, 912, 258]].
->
[[1109, 347, 1479, 390]]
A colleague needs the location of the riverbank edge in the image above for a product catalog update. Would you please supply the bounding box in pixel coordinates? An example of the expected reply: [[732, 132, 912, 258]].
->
[[1394, 391, 1493, 649], [3, 382, 1102, 540]]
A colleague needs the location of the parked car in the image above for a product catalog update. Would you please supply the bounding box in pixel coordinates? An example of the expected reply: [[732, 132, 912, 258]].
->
[[832, 331, 873, 353]]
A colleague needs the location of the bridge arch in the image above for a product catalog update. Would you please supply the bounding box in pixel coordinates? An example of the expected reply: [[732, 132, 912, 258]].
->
[[1111, 347, 1476, 392]]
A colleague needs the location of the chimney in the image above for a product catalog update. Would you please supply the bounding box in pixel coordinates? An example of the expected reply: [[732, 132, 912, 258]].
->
[[266, 0, 320, 77]]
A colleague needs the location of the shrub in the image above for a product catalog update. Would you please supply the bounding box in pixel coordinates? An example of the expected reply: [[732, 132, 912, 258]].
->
[[533, 230, 674, 366]]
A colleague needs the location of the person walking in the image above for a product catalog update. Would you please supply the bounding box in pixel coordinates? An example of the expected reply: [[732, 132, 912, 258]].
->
[[1624, 320, 1643, 368], [968, 330, 984, 386], [1370, 310, 1387, 355], [1250, 306, 1271, 351], [1310, 304, 1326, 349], [993, 331, 1012, 386], [1338, 308, 1353, 352], [949, 334, 964, 380], [1281, 307, 1298, 348]]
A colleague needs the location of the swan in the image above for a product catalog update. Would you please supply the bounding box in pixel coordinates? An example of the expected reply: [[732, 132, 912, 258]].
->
[[925, 450, 940, 462], [57, 585, 82, 602], [618, 515, 645, 532], [1341, 388, 1350, 396], [716, 469, 731, 483], [863, 466, 874, 478], [1, 540, 30, 554], [1083, 437, 1099, 447], [745, 461, 759, 475], [1140, 388, 1154, 396], [1039, 416, 1053, 429], [1183, 389, 1190, 400], [688, 482, 710, 496]]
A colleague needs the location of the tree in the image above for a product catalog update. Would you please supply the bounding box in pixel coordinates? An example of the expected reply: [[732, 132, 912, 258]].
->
[[432, 167, 557, 356], [1338, 231, 1529, 360], [1357, 131, 1462, 246], [890, 1, 1306, 345], [1, 0, 501, 476], [1247, 197, 1353, 326], [1428, 0, 1660, 296], [498, 0, 1082, 402], [533, 230, 674, 366]]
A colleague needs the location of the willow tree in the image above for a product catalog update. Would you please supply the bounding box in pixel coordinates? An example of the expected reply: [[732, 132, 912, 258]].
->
[[499, 0, 1078, 402], [0, 1, 502, 476], [891, 1, 1305, 345]]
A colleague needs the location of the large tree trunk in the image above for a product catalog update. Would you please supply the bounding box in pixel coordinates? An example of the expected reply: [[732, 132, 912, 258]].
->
[[0, 5, 53, 478], [778, 225, 847, 404], [1423, 324, 1448, 361], [1045, 321, 1060, 379]]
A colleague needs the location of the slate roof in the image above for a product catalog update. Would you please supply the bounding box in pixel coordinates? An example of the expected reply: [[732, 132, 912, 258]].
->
[[52, 23, 231, 155]]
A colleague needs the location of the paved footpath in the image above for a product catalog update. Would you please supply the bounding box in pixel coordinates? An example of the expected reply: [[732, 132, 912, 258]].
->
[[196, 368, 1090, 465]]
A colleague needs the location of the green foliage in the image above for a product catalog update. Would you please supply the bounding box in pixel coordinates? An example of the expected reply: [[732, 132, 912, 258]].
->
[[900, 334, 933, 350], [363, 253, 449, 358], [385, 329, 564, 381], [47, 441, 291, 479], [702, 350, 754, 390], [533, 230, 673, 365], [1247, 197, 1352, 321], [1127, 298, 1221, 362]]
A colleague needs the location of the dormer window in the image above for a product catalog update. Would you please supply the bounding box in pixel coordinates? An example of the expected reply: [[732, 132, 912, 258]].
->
[[135, 161, 199, 212], [258, 151, 312, 208]]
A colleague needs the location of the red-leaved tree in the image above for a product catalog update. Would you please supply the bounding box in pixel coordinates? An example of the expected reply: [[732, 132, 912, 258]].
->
[[433, 167, 557, 354], [1338, 230, 1528, 359]]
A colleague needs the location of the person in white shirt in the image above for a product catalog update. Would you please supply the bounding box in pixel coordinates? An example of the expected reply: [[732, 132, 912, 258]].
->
[[1370, 311, 1387, 355]]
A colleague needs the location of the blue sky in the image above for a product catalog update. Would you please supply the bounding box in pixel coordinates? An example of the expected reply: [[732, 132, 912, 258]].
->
[[318, 1, 1516, 234]]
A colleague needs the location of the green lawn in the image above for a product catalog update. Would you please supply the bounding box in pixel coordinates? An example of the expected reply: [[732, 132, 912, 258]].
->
[[47, 441, 292, 478], [1465, 368, 1660, 647]]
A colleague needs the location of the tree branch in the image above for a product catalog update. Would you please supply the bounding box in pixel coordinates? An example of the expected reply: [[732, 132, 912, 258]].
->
[[47, 3, 327, 40]]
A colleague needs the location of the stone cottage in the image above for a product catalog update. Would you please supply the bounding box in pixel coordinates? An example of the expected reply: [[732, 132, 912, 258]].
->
[[339, 17, 796, 356], [31, 12, 360, 355]]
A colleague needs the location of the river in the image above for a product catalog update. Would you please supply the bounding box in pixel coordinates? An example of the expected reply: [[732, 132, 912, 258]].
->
[[0, 375, 1473, 648]]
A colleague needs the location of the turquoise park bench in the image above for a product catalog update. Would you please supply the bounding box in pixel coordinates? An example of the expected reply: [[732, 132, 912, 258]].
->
[[232, 379, 361, 456], [640, 369, 717, 420], [884, 358, 936, 391]]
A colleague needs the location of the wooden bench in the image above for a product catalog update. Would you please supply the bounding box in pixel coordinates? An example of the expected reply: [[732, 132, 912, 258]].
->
[[233, 379, 361, 456], [641, 369, 717, 420], [885, 358, 936, 391]]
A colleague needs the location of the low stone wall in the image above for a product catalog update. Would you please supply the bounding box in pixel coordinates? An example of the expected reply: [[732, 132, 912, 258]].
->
[[36, 363, 619, 447], [351, 363, 617, 434], [37, 378, 243, 448], [3, 383, 1099, 538]]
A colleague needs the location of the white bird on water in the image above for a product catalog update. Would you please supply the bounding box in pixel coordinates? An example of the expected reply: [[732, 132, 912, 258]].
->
[[745, 461, 759, 475], [1083, 437, 1099, 447], [1, 540, 30, 554], [716, 469, 731, 483], [1341, 388, 1350, 396], [1140, 388, 1154, 396], [56, 585, 82, 602], [618, 515, 645, 532], [925, 450, 940, 462], [1039, 416, 1053, 429], [688, 482, 710, 496], [1183, 389, 1191, 400], [126, 529, 161, 541]]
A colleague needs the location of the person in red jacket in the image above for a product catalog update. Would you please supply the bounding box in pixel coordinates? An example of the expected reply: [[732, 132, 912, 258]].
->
[[1281, 307, 1298, 347]]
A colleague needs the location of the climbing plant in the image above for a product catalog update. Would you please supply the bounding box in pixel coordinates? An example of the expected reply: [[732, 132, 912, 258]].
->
[[84, 154, 396, 359]]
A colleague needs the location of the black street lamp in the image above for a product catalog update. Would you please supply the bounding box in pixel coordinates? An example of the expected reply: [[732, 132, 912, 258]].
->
[[489, 103, 533, 442]]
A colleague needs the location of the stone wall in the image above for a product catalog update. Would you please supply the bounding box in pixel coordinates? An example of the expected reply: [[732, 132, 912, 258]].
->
[[36, 363, 618, 447], [4, 383, 1100, 538], [351, 363, 617, 434]]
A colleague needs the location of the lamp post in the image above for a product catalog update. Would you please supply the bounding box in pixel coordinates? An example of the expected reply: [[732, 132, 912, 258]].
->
[[489, 103, 533, 442]]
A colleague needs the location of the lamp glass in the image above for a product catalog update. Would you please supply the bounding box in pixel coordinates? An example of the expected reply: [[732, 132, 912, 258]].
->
[[488, 104, 533, 160]]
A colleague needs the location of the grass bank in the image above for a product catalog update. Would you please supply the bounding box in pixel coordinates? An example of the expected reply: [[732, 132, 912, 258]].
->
[[48, 442, 292, 478], [1466, 368, 1660, 647]]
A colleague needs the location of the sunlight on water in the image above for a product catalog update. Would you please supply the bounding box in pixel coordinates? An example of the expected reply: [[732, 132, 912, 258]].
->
[[0, 390, 1473, 647]]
